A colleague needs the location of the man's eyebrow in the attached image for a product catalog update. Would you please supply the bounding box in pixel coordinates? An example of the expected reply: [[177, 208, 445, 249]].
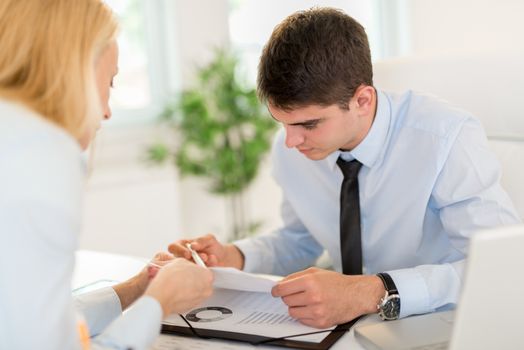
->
[[267, 111, 322, 126], [289, 119, 321, 127]]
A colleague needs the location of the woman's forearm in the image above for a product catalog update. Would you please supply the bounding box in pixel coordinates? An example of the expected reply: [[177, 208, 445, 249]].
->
[[112, 271, 149, 311]]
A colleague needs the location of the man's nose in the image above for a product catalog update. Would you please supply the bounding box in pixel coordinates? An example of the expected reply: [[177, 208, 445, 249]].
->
[[284, 125, 304, 148]]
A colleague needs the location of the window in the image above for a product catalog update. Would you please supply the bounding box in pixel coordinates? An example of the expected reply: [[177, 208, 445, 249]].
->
[[228, 0, 411, 85], [228, 0, 384, 85], [103, 0, 172, 125]]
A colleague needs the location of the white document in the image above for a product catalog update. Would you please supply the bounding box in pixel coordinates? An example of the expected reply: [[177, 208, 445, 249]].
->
[[210, 267, 280, 293], [163, 288, 335, 343]]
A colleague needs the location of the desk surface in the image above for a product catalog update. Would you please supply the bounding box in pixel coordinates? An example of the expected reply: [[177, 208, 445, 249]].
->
[[74, 250, 377, 350]]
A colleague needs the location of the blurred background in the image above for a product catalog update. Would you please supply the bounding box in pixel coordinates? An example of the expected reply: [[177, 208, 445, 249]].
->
[[80, 0, 524, 258]]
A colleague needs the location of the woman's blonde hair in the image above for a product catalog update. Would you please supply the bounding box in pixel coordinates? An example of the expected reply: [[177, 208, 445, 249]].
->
[[0, 0, 118, 139]]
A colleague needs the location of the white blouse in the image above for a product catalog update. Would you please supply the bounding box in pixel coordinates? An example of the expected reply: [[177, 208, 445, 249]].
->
[[0, 100, 162, 349]]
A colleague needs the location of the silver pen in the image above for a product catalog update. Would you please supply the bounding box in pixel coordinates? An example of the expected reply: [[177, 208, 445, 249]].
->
[[185, 242, 207, 268]]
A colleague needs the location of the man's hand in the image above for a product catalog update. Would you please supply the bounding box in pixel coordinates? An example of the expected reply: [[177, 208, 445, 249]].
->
[[271, 267, 385, 328], [168, 233, 244, 269]]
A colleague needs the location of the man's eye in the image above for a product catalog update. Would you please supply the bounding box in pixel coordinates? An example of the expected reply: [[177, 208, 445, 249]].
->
[[302, 123, 318, 130]]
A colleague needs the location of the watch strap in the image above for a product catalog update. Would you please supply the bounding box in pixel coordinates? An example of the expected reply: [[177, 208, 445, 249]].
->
[[377, 272, 398, 295]]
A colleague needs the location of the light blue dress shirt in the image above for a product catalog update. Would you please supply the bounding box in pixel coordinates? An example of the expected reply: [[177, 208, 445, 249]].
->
[[0, 100, 162, 349], [235, 90, 521, 318]]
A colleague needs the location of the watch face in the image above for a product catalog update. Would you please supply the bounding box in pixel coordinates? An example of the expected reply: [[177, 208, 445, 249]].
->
[[380, 294, 401, 320]]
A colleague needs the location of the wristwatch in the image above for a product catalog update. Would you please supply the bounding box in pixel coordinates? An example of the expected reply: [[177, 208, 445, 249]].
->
[[376, 272, 401, 320]]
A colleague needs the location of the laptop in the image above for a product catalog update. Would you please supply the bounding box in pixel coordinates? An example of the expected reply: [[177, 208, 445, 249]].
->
[[354, 224, 524, 350]]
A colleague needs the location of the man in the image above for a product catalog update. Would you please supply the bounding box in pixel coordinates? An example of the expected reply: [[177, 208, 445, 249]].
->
[[169, 7, 520, 328]]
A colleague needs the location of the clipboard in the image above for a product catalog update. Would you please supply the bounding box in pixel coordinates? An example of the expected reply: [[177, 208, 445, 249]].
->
[[161, 317, 360, 349], [159, 270, 359, 349]]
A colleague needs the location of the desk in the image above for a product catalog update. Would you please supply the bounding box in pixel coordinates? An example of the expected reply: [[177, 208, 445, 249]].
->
[[74, 250, 377, 349]]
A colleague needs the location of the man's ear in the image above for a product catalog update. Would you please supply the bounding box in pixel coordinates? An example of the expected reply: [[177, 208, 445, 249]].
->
[[353, 85, 376, 116]]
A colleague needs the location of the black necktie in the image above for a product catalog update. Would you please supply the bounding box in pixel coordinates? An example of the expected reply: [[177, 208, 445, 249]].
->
[[337, 157, 363, 275]]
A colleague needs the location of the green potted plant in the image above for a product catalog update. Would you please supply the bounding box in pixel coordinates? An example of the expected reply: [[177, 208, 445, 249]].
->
[[147, 49, 277, 240]]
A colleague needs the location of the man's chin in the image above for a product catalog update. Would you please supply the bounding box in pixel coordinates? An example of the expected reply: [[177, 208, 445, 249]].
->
[[301, 149, 329, 161]]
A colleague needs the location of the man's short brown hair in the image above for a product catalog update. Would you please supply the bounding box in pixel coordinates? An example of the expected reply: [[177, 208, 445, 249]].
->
[[257, 7, 373, 110]]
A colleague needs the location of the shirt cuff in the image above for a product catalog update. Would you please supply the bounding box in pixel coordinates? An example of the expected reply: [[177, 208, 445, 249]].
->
[[387, 268, 431, 318], [93, 296, 162, 350], [74, 287, 122, 336], [233, 238, 264, 273]]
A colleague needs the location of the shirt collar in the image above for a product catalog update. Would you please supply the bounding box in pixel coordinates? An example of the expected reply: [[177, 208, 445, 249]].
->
[[327, 90, 391, 171]]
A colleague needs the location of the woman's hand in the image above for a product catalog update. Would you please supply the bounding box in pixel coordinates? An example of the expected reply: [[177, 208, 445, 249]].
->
[[144, 258, 214, 316], [145, 251, 175, 280], [113, 252, 175, 311]]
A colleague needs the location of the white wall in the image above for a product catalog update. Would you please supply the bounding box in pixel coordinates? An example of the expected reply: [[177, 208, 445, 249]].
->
[[170, 0, 231, 87], [80, 126, 182, 257], [405, 0, 524, 55]]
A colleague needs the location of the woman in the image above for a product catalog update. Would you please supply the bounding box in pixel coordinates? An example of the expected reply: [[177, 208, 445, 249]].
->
[[0, 1, 213, 349]]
